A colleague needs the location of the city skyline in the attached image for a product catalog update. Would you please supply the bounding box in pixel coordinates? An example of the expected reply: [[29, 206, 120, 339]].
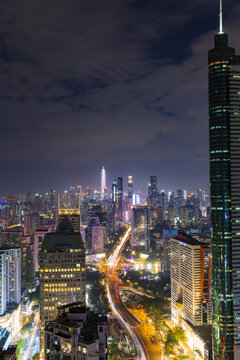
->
[[1, 0, 240, 193], [0, 1, 240, 359], [0, 166, 210, 198]]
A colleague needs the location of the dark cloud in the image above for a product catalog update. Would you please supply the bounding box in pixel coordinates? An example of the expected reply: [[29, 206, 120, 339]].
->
[[0, 0, 239, 194]]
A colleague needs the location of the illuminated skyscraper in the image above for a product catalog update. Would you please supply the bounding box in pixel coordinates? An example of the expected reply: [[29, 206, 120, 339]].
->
[[101, 167, 106, 200], [92, 226, 107, 254], [58, 208, 81, 232], [58, 192, 81, 232], [5, 248, 21, 305], [209, 2, 240, 358], [127, 175, 133, 202], [0, 252, 6, 316], [148, 176, 158, 206], [167, 205, 174, 227], [116, 177, 123, 224], [130, 206, 149, 248], [170, 233, 212, 357], [0, 247, 21, 317], [180, 206, 189, 228], [39, 218, 85, 359]]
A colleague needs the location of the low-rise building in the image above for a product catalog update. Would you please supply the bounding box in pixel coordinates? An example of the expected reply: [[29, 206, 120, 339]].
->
[[45, 302, 108, 360]]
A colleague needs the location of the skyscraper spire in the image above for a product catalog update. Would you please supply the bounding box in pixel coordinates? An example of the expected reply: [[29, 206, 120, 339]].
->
[[219, 0, 223, 34]]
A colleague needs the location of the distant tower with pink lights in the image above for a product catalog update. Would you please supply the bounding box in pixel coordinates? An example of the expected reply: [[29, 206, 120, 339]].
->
[[101, 166, 106, 200]]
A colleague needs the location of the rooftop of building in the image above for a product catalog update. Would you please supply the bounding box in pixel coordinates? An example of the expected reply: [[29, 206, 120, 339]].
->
[[58, 302, 108, 324], [183, 319, 212, 350], [41, 217, 84, 253], [194, 325, 212, 348], [174, 231, 210, 247], [46, 303, 108, 343]]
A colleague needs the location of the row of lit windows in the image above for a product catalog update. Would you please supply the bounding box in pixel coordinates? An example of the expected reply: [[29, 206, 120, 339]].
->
[[40, 268, 85, 272], [44, 287, 82, 292]]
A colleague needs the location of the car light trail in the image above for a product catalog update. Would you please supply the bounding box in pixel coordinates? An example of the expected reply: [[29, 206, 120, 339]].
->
[[107, 227, 131, 267], [106, 284, 148, 360], [106, 226, 149, 360]]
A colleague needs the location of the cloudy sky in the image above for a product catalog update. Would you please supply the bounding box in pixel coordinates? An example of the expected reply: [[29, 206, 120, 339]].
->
[[0, 0, 240, 195]]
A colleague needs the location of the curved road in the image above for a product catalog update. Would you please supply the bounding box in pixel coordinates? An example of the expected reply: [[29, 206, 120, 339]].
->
[[106, 226, 163, 360]]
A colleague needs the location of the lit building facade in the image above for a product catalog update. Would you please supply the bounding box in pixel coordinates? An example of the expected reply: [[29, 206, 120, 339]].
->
[[170, 232, 211, 327], [180, 206, 189, 228], [116, 177, 123, 224], [127, 176, 133, 203], [130, 206, 149, 248], [58, 208, 81, 232], [91, 226, 107, 254], [0, 252, 7, 316], [4, 248, 21, 305], [167, 205, 174, 226], [0, 248, 21, 316], [170, 232, 212, 359], [39, 218, 85, 359], [208, 13, 240, 359], [148, 176, 158, 206]]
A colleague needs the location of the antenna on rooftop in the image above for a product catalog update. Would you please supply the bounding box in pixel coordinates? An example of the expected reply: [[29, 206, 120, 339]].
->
[[219, 0, 223, 34]]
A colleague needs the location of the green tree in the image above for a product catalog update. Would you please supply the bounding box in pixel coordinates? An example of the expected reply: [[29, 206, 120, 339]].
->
[[107, 342, 122, 360], [16, 339, 25, 359], [164, 327, 188, 356], [174, 326, 188, 343], [164, 329, 178, 355]]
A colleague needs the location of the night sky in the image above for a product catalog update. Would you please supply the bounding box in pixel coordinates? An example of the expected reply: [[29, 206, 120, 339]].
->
[[1, 0, 240, 195]]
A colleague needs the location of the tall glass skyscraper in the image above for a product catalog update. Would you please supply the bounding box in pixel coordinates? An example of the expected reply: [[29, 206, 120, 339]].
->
[[128, 175, 133, 202], [208, 4, 240, 359], [148, 176, 158, 206], [116, 177, 123, 223]]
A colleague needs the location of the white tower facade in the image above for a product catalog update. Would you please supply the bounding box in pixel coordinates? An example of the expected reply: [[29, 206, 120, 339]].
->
[[101, 166, 106, 200]]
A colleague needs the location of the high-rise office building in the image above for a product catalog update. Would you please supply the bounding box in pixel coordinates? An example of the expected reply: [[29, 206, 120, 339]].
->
[[39, 218, 85, 359], [177, 189, 183, 200], [180, 206, 189, 228], [127, 176, 133, 203], [112, 179, 117, 205], [92, 226, 107, 254], [130, 206, 149, 248], [116, 177, 123, 224], [58, 208, 81, 232], [4, 248, 21, 305], [58, 189, 81, 232], [183, 189, 187, 201], [170, 232, 212, 357], [101, 167, 106, 200], [148, 176, 158, 205], [0, 252, 7, 316], [0, 247, 21, 316], [167, 205, 174, 227], [170, 232, 212, 327], [208, 3, 240, 359]]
